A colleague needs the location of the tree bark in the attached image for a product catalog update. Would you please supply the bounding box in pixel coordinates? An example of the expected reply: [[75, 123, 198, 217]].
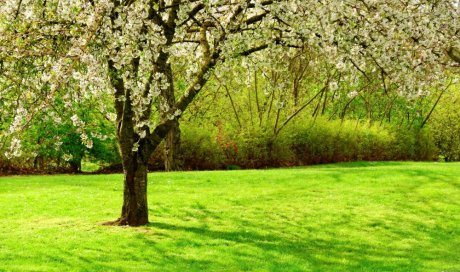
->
[[108, 66, 152, 225], [118, 149, 149, 226], [110, 129, 152, 226], [70, 159, 82, 173], [164, 121, 180, 171], [160, 63, 181, 172]]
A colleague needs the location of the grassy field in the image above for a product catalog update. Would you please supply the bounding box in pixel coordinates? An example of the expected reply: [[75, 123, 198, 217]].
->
[[0, 162, 459, 272]]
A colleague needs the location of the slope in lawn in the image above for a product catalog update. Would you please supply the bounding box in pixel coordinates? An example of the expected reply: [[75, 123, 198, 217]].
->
[[0, 162, 459, 271]]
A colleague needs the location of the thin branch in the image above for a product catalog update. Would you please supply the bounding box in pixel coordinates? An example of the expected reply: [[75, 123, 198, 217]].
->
[[274, 85, 326, 136]]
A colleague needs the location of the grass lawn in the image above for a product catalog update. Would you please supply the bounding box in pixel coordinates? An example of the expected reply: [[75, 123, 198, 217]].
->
[[0, 162, 459, 272]]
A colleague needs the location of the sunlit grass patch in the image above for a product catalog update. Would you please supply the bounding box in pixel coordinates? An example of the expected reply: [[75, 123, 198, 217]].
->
[[0, 162, 459, 271]]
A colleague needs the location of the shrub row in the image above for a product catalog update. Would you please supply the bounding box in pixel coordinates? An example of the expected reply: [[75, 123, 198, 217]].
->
[[0, 117, 442, 173], [149, 117, 437, 170]]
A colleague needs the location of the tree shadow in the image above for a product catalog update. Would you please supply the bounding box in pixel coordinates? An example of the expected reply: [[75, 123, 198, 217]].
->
[[305, 161, 410, 169], [142, 220, 420, 271], [137, 166, 460, 271]]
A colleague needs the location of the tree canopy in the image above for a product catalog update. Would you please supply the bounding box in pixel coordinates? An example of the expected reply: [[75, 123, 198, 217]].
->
[[0, 0, 459, 225]]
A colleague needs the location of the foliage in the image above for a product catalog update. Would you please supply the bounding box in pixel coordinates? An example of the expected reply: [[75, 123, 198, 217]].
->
[[0, 95, 119, 172], [1, 0, 459, 225], [430, 90, 460, 161], [147, 117, 437, 170], [150, 125, 226, 170], [0, 0, 459, 159]]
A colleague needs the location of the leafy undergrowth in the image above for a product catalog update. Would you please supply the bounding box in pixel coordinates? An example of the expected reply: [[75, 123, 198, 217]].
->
[[0, 162, 459, 271]]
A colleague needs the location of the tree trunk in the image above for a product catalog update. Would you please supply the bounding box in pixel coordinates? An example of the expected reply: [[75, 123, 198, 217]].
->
[[105, 9, 218, 225], [108, 76, 152, 226], [118, 151, 149, 226], [164, 120, 181, 171], [70, 159, 82, 173], [161, 62, 181, 172], [107, 128, 152, 226]]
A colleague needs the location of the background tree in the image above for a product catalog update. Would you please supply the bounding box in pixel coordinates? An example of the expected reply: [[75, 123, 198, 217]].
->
[[0, 0, 459, 226]]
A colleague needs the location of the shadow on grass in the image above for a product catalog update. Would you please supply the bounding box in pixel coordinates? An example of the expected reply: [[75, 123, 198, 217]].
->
[[142, 221, 417, 271], [307, 161, 424, 169], [138, 166, 460, 271], [5, 162, 458, 271], [39, 244, 216, 272]]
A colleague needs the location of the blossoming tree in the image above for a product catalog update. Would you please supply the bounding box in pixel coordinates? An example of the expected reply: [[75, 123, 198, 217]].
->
[[0, 0, 459, 226]]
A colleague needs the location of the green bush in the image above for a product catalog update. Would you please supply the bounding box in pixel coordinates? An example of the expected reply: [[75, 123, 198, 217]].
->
[[389, 127, 437, 161], [147, 117, 438, 171], [232, 128, 293, 168], [429, 91, 460, 161], [281, 117, 434, 165], [179, 126, 226, 170]]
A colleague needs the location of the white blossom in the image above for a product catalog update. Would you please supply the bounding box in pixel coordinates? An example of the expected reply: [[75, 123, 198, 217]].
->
[[347, 91, 359, 99]]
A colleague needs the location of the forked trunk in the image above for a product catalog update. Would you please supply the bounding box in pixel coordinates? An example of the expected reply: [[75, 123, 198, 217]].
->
[[108, 112, 152, 226]]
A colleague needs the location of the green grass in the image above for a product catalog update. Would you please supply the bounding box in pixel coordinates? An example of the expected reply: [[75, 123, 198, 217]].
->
[[0, 162, 459, 272]]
